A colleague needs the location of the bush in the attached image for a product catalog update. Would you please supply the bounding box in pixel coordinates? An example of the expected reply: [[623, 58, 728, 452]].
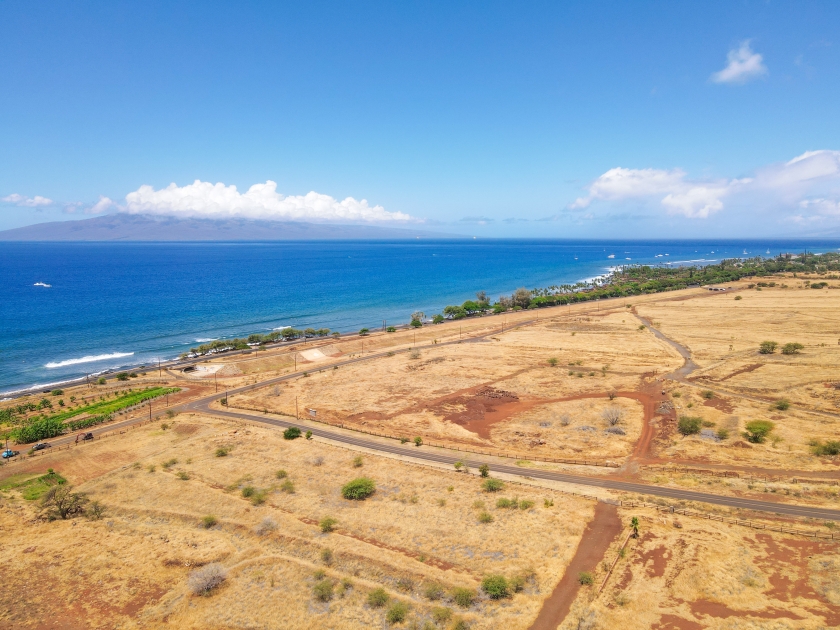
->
[[188, 563, 227, 595], [359, 328, 370, 336], [432, 606, 452, 622], [342, 477, 376, 500], [320, 548, 334, 564], [701, 390, 715, 399], [734, 295, 743, 300], [759, 341, 778, 354], [716, 428, 730, 440], [320, 516, 338, 533], [519, 499, 534, 510], [51, 389, 64, 396], [386, 326, 397, 333], [677, 416, 702, 436], [451, 620, 469, 630], [481, 575, 510, 599], [810, 439, 840, 456], [578, 572, 594, 585], [116, 372, 129, 381], [283, 426, 302, 440], [386, 601, 409, 623], [352, 455, 363, 468], [478, 464, 490, 477], [744, 420, 775, 443], [482, 478, 504, 492], [414, 436, 423, 446], [774, 398, 790, 411], [453, 460, 464, 471], [86, 500, 106, 520], [368, 587, 389, 607], [496, 497, 516, 509], [510, 574, 526, 592], [424, 582, 444, 600], [275, 469, 288, 479], [241, 486, 256, 498], [451, 587, 475, 608], [97, 377, 106, 385], [478, 511, 493, 523], [280, 479, 295, 493], [305, 430, 312, 440], [313, 579, 334, 602], [547, 357, 558, 367], [781, 342, 804, 355], [601, 406, 624, 426], [40, 485, 88, 520]]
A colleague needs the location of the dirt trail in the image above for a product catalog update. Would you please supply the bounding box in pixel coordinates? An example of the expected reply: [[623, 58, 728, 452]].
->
[[529, 501, 623, 630]]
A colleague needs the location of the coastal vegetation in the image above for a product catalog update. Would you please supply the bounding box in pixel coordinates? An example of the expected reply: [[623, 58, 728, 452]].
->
[[4, 386, 179, 443]]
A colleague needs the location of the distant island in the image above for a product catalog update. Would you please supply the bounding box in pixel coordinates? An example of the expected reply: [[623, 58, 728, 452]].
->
[[0, 213, 460, 241]]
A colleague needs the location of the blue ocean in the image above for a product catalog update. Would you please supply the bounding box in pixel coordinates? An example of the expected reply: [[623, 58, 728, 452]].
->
[[2, 239, 839, 395]]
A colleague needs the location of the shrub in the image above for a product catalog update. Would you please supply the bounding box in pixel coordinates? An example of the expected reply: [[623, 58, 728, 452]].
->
[[342, 477, 376, 500], [241, 486, 256, 498], [305, 430, 313, 440], [451, 620, 469, 630], [188, 563, 227, 595], [368, 587, 389, 607], [734, 295, 742, 300], [280, 479, 295, 493], [601, 406, 624, 426], [547, 357, 558, 367], [453, 460, 464, 471], [472, 500, 485, 509], [424, 582, 444, 601], [320, 516, 338, 533], [578, 572, 594, 585], [478, 464, 490, 478], [510, 574, 526, 592], [496, 497, 516, 509], [482, 478, 503, 492], [177, 471, 190, 480], [478, 511, 493, 523], [275, 469, 288, 479], [320, 548, 334, 564], [759, 341, 778, 354], [451, 587, 475, 608], [701, 390, 715, 399], [716, 428, 730, 440], [774, 398, 790, 411], [386, 601, 409, 623], [544, 498, 554, 507], [781, 342, 804, 355], [313, 579, 334, 602], [744, 420, 774, 443], [116, 372, 129, 381], [97, 377, 106, 385], [386, 326, 397, 332], [519, 499, 534, 510], [359, 328, 370, 336], [40, 485, 88, 520], [810, 439, 840, 456], [432, 606, 452, 623], [677, 416, 702, 436], [283, 426, 302, 440], [51, 389, 63, 396], [481, 575, 510, 599], [414, 436, 423, 446], [352, 455, 363, 468], [255, 517, 277, 535], [86, 500, 106, 520]]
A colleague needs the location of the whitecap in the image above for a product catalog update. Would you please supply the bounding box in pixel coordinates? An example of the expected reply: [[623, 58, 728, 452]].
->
[[273, 326, 291, 331], [45, 352, 134, 369], [194, 338, 217, 343]]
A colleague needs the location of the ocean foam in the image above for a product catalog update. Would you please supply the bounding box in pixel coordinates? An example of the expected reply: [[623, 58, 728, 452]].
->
[[45, 352, 135, 369]]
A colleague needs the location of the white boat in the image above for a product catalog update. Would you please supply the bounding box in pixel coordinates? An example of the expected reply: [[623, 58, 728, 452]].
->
[[743, 250, 748, 255], [607, 254, 615, 259], [33, 282, 51, 288]]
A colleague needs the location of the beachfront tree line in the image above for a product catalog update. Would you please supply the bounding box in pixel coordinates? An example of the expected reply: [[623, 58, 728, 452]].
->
[[420, 252, 840, 323], [182, 328, 335, 358]]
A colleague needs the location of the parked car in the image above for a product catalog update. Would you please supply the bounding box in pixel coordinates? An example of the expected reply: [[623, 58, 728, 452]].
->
[[2, 449, 20, 459], [81, 433, 94, 441], [32, 442, 52, 451]]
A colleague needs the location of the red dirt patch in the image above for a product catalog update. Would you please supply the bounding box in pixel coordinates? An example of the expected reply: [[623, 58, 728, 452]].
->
[[690, 599, 804, 620], [715, 363, 764, 382], [634, 534, 670, 578], [529, 502, 623, 630], [651, 614, 704, 630], [702, 397, 734, 413]]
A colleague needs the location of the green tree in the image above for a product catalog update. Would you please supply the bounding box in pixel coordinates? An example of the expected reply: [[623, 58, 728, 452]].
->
[[359, 328, 370, 336], [781, 342, 804, 355], [512, 287, 532, 309], [677, 416, 702, 436], [478, 464, 490, 478], [744, 420, 774, 443], [283, 426, 302, 440], [481, 575, 510, 599], [432, 314, 444, 324], [759, 341, 778, 354], [630, 516, 640, 538]]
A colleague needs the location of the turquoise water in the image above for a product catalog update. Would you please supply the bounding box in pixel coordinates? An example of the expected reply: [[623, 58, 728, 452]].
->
[[2, 239, 838, 394]]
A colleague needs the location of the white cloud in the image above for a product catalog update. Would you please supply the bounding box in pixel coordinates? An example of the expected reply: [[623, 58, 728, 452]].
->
[[711, 41, 768, 84], [87, 196, 116, 214], [570, 149, 840, 221], [1, 193, 54, 207], [123, 180, 413, 223], [571, 167, 737, 218]]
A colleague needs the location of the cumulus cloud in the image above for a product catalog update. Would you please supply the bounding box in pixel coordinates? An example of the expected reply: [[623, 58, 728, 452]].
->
[[2, 193, 54, 207], [123, 180, 412, 223], [711, 41, 768, 84], [571, 150, 840, 221], [87, 196, 116, 214], [571, 167, 740, 218]]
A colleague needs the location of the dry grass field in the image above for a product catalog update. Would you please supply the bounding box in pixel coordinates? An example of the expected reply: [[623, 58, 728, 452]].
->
[[2, 280, 840, 629]]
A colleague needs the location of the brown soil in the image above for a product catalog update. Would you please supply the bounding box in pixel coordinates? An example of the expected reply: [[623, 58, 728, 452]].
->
[[529, 502, 622, 630], [689, 599, 804, 620], [650, 614, 704, 630], [715, 363, 764, 382], [702, 397, 734, 413]]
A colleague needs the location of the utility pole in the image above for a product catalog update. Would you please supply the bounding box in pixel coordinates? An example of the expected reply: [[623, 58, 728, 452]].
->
[[214, 371, 218, 392], [158, 359, 161, 377], [149, 403, 152, 422], [294, 353, 297, 371], [296, 396, 299, 420]]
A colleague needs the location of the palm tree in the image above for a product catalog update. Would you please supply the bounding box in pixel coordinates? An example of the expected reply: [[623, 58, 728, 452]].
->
[[630, 516, 640, 538]]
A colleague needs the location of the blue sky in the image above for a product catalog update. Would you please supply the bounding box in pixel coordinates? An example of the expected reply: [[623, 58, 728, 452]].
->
[[1, 1, 840, 237]]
